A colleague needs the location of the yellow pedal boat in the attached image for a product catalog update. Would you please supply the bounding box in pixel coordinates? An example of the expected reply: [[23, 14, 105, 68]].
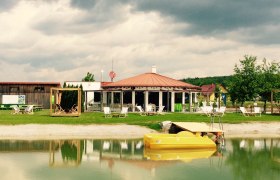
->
[[144, 131, 216, 149]]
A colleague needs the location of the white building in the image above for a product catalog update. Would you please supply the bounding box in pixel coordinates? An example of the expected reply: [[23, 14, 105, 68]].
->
[[65, 81, 103, 111]]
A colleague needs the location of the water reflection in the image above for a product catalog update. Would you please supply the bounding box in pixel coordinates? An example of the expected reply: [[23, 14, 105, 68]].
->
[[144, 148, 217, 161], [0, 138, 279, 180], [49, 140, 84, 167], [226, 138, 280, 180]]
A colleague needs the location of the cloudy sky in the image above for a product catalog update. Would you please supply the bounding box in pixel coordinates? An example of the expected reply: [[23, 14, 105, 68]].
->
[[0, 0, 279, 83]]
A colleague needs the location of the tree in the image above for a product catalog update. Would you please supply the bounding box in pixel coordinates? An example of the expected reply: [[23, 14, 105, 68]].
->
[[214, 84, 221, 108], [82, 72, 95, 82], [258, 59, 280, 112], [228, 55, 261, 106]]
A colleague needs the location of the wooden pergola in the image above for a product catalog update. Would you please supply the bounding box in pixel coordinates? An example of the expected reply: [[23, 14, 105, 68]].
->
[[271, 89, 280, 114], [50, 87, 82, 117]]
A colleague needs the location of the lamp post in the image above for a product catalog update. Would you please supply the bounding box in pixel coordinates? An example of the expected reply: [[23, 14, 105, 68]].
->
[[101, 69, 104, 82]]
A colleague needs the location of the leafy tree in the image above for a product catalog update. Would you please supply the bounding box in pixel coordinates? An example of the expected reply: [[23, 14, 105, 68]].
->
[[214, 84, 221, 108], [258, 59, 280, 112], [228, 55, 261, 106], [82, 72, 95, 82]]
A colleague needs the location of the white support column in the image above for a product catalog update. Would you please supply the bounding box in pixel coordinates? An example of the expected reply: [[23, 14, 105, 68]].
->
[[182, 92, 185, 112], [144, 91, 149, 112], [111, 92, 114, 105], [159, 91, 163, 108], [102, 91, 107, 104], [132, 91, 135, 112], [189, 92, 193, 112], [171, 92, 175, 112], [121, 91, 124, 108]]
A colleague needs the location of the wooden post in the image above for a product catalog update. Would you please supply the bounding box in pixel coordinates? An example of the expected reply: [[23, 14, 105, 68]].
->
[[271, 90, 273, 114], [50, 88, 53, 114]]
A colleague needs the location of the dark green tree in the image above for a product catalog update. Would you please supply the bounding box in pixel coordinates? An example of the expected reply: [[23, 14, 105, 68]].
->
[[214, 84, 221, 108], [82, 72, 95, 82], [228, 55, 261, 106], [258, 59, 280, 112]]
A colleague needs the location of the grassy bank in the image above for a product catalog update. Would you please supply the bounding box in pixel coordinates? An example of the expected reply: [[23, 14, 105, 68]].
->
[[0, 110, 279, 130]]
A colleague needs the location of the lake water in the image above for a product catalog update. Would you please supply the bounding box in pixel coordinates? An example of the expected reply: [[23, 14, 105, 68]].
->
[[0, 138, 279, 180]]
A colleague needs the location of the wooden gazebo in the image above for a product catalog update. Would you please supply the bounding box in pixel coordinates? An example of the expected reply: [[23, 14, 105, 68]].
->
[[50, 87, 82, 117], [102, 71, 201, 112]]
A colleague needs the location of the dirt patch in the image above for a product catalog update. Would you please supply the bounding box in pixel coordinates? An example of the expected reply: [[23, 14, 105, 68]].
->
[[0, 122, 279, 140]]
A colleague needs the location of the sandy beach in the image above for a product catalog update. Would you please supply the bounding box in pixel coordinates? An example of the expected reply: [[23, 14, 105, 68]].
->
[[0, 122, 279, 140]]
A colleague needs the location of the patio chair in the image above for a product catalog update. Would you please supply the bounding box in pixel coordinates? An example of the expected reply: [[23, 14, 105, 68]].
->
[[136, 106, 147, 116], [24, 105, 34, 114], [147, 104, 156, 115], [11, 105, 21, 114], [215, 106, 226, 116], [103, 107, 112, 118], [239, 107, 255, 116], [69, 104, 78, 114], [55, 104, 65, 114], [119, 107, 129, 118], [157, 106, 165, 115], [201, 106, 213, 117], [254, 107, 261, 117]]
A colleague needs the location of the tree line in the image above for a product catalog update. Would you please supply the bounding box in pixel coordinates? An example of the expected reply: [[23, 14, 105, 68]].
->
[[181, 76, 233, 87], [183, 55, 280, 111]]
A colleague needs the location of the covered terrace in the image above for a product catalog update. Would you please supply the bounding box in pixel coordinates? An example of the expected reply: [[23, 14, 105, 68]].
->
[[102, 69, 201, 112]]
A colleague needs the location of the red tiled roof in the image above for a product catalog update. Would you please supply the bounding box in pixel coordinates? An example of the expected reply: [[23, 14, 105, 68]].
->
[[0, 82, 61, 85], [101, 82, 112, 86], [201, 84, 216, 95], [102, 73, 200, 89]]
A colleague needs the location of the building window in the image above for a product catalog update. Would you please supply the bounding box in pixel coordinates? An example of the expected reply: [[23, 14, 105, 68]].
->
[[10, 87, 19, 93], [34, 86, 45, 92], [94, 92, 101, 102]]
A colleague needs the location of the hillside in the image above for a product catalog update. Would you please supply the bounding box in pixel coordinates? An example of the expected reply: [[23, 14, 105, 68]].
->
[[181, 76, 233, 87]]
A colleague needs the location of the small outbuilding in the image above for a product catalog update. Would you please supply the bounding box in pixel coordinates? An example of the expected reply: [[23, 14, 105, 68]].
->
[[0, 82, 61, 109]]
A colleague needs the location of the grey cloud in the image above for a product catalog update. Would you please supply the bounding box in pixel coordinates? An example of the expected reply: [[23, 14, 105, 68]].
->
[[34, 0, 129, 35], [238, 26, 280, 45], [70, 0, 99, 10], [1, 54, 77, 72], [68, 0, 280, 44], [131, 0, 280, 44], [70, 0, 129, 10], [0, 0, 18, 12]]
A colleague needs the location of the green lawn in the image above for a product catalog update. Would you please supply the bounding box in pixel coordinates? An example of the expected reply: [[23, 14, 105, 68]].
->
[[0, 110, 279, 130]]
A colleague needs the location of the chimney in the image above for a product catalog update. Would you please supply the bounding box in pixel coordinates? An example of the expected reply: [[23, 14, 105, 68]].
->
[[151, 66, 157, 73]]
